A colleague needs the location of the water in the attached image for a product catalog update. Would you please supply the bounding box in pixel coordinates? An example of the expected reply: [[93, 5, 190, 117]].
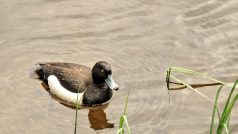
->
[[1, 0, 238, 133]]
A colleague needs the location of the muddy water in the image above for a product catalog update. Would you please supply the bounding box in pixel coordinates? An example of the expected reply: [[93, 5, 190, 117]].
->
[[1, 0, 238, 134]]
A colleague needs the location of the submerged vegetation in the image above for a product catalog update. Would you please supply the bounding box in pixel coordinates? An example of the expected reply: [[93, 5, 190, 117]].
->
[[166, 66, 238, 134]]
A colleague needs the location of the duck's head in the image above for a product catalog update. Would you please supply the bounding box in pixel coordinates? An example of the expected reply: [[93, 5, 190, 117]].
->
[[92, 61, 119, 91]]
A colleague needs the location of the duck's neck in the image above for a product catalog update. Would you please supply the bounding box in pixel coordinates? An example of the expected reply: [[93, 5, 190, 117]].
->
[[92, 78, 105, 85]]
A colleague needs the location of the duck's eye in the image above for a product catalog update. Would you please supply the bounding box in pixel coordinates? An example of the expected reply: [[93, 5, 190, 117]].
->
[[100, 69, 104, 73]]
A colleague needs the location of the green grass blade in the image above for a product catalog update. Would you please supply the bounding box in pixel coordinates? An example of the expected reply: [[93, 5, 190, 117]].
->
[[210, 85, 223, 134], [218, 80, 238, 130], [217, 108, 221, 122], [170, 67, 208, 76], [217, 80, 238, 134], [227, 115, 231, 133], [74, 84, 85, 134], [116, 128, 124, 134], [117, 90, 130, 134], [223, 124, 229, 134], [121, 115, 131, 134], [119, 115, 124, 128], [220, 93, 238, 130], [223, 80, 238, 112], [124, 89, 130, 115], [170, 75, 213, 102], [169, 67, 233, 87]]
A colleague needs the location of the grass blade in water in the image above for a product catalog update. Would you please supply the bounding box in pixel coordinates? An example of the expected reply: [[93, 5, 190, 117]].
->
[[210, 85, 223, 134], [118, 90, 131, 134], [216, 80, 238, 134]]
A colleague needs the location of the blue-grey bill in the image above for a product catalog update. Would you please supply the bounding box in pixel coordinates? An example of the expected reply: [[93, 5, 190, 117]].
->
[[105, 75, 119, 90]]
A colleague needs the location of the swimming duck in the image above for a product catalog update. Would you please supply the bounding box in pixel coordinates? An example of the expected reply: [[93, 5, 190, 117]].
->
[[32, 61, 119, 108]]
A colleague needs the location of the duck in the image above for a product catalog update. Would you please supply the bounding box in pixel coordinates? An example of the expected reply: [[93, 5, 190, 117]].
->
[[32, 61, 119, 108]]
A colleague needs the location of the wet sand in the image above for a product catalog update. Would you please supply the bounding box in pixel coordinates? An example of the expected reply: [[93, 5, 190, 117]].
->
[[0, 0, 238, 133]]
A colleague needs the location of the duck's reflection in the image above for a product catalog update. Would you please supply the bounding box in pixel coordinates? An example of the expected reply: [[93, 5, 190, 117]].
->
[[88, 108, 114, 130], [60, 102, 114, 130]]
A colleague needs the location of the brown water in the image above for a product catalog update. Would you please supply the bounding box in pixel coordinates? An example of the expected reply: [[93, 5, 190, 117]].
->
[[1, 0, 238, 133]]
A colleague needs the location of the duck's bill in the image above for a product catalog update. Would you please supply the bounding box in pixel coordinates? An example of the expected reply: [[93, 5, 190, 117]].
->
[[105, 75, 119, 90]]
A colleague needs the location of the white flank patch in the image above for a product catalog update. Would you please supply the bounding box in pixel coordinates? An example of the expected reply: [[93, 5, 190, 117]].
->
[[48, 75, 84, 105]]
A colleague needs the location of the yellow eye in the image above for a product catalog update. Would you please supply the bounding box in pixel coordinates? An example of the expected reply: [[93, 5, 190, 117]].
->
[[100, 69, 104, 73]]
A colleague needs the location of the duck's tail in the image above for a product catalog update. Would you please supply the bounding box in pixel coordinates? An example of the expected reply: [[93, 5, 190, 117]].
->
[[28, 64, 44, 80]]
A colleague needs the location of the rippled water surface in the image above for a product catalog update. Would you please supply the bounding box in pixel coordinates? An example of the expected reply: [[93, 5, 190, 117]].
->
[[1, 0, 238, 133]]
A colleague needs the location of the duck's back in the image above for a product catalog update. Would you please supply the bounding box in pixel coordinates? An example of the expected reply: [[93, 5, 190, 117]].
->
[[35, 62, 93, 93]]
